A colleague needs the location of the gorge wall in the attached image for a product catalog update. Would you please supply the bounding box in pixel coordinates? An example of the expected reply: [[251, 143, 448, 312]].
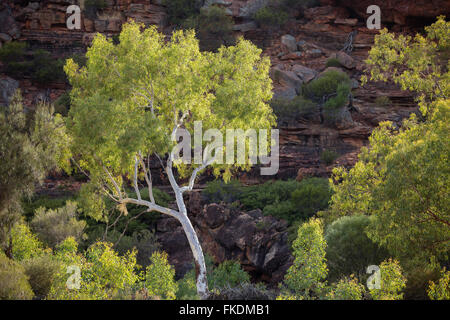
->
[[1, 0, 447, 281]]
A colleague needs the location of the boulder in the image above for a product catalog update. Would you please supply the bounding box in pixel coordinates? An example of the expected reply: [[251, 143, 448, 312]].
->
[[329, 51, 356, 69], [0, 77, 19, 106], [271, 67, 303, 94], [292, 65, 318, 83], [281, 34, 297, 52]]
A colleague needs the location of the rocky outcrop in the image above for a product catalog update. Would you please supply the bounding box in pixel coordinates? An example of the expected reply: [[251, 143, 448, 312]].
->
[[320, 0, 450, 26], [156, 196, 293, 285]]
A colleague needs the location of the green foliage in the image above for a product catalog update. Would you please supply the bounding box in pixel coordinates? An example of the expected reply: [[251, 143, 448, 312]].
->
[[320, 149, 339, 165], [325, 58, 342, 68], [270, 96, 317, 120], [290, 178, 332, 220], [0, 41, 27, 61], [326, 275, 365, 300], [280, 218, 328, 299], [65, 21, 274, 213], [203, 178, 332, 225], [203, 179, 243, 203], [362, 16, 449, 115], [304, 70, 351, 99], [427, 268, 450, 300], [184, 6, 236, 52], [323, 82, 350, 110], [84, 0, 107, 19], [253, 7, 289, 28], [0, 251, 34, 300], [163, 0, 204, 25], [210, 260, 250, 289], [145, 251, 178, 300], [22, 254, 60, 299], [11, 223, 45, 261], [369, 259, 407, 300], [49, 239, 140, 300], [54, 91, 71, 116], [325, 215, 388, 282], [374, 96, 392, 107], [31, 201, 86, 248], [0, 43, 65, 84], [0, 93, 70, 253], [327, 102, 449, 263], [31, 49, 66, 84]]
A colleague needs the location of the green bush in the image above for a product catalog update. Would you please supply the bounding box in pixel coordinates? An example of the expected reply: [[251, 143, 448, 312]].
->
[[22, 254, 60, 299], [185, 6, 235, 51], [304, 70, 351, 100], [163, 0, 204, 25], [0, 252, 34, 300], [271, 96, 317, 120], [0, 42, 66, 84], [0, 41, 27, 62], [54, 91, 71, 116], [291, 177, 332, 220], [203, 179, 242, 203], [253, 7, 289, 28], [145, 251, 178, 300], [22, 194, 75, 221], [30, 201, 86, 248], [11, 223, 45, 261], [325, 58, 342, 68], [325, 215, 389, 282], [84, 0, 107, 19], [320, 149, 339, 165], [210, 260, 250, 289], [323, 82, 350, 110]]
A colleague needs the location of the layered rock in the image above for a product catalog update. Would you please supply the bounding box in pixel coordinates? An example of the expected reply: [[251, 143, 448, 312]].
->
[[156, 195, 293, 284]]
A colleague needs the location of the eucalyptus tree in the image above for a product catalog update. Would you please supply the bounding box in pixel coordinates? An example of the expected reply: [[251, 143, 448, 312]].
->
[[64, 22, 275, 298]]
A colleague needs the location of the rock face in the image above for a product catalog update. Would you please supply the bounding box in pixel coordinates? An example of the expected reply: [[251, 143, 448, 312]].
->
[[156, 197, 293, 285], [320, 0, 450, 25]]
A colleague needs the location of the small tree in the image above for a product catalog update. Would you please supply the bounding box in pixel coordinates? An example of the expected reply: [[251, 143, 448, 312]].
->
[[64, 22, 275, 298], [145, 251, 178, 300], [369, 259, 407, 300], [280, 218, 328, 299]]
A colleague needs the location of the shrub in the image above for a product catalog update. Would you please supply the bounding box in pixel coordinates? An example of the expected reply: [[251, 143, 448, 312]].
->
[[270, 96, 317, 120], [291, 177, 332, 220], [84, 0, 107, 19], [325, 215, 389, 282], [253, 7, 289, 28], [210, 260, 250, 289], [186, 6, 235, 51], [0, 252, 34, 300], [163, 0, 204, 25], [22, 254, 60, 299], [374, 96, 392, 107], [326, 275, 365, 300], [320, 149, 339, 165], [240, 180, 300, 211], [208, 283, 275, 300], [0, 41, 27, 62], [11, 223, 45, 261], [280, 218, 328, 299], [22, 194, 75, 220], [203, 179, 243, 203], [325, 58, 342, 68], [369, 258, 407, 300], [31, 49, 66, 84], [30, 201, 86, 248], [304, 70, 351, 100], [323, 82, 350, 110], [145, 251, 178, 300], [54, 91, 71, 116], [427, 268, 450, 300]]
